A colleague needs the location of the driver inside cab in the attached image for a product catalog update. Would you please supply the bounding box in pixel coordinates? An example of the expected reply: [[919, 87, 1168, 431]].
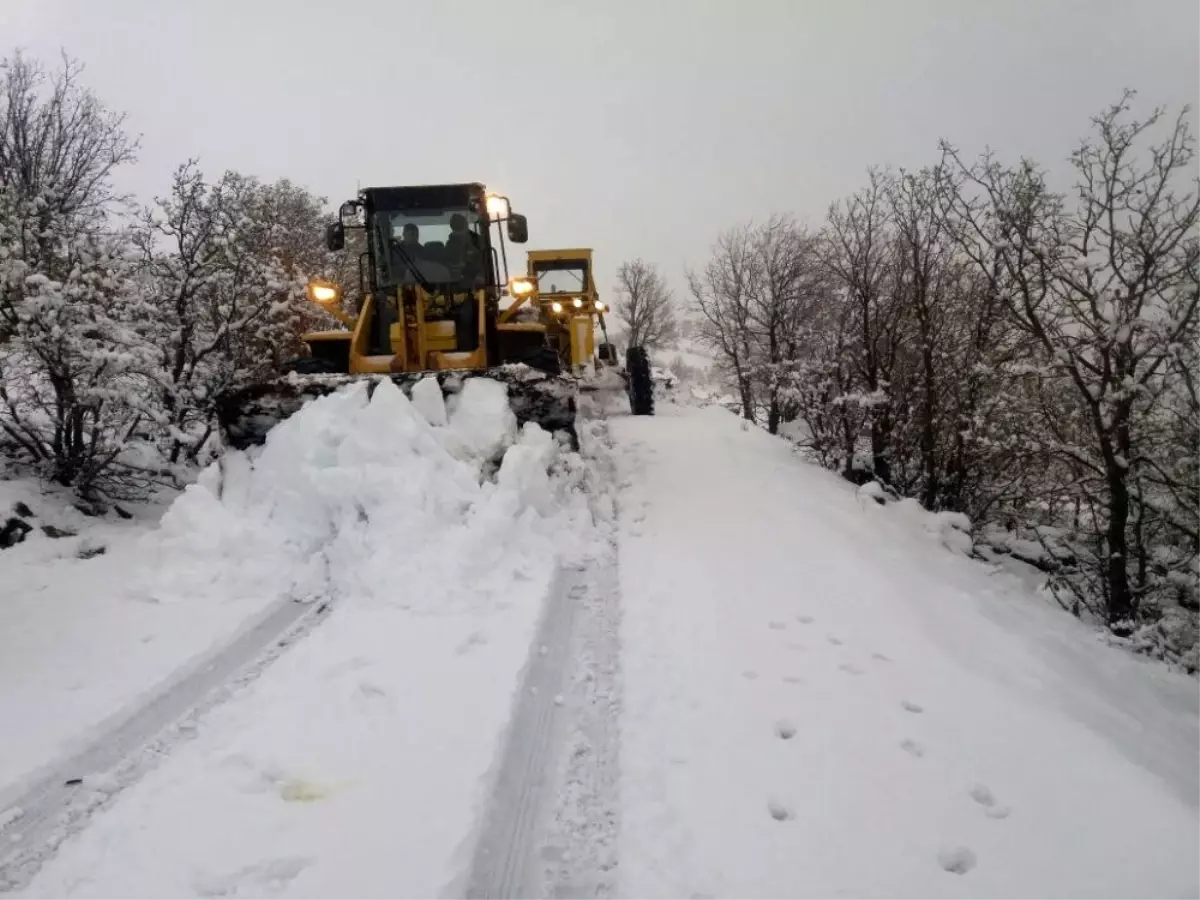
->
[[392, 222, 425, 274]]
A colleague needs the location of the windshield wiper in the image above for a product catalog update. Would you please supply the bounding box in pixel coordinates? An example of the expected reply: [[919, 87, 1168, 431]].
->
[[389, 239, 438, 295]]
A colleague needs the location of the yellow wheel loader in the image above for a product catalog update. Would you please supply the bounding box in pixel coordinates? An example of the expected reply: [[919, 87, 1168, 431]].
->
[[215, 183, 579, 449], [501, 248, 654, 416]]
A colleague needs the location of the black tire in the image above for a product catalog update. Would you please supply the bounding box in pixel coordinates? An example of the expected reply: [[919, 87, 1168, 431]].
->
[[626, 345, 654, 416], [281, 357, 340, 375]]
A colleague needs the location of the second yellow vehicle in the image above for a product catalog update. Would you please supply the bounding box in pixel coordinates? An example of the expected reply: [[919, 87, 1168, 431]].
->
[[503, 247, 654, 415]]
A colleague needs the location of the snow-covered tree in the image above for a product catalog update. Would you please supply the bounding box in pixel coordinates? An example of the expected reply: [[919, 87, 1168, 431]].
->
[[0, 48, 344, 497], [942, 92, 1199, 633], [689, 218, 833, 434], [130, 163, 323, 463], [0, 51, 151, 499]]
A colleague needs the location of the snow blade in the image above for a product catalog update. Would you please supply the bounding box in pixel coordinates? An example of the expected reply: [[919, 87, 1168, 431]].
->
[[214, 366, 578, 451]]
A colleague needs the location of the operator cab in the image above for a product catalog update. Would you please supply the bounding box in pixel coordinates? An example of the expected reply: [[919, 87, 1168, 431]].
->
[[324, 183, 529, 356], [531, 256, 589, 296]]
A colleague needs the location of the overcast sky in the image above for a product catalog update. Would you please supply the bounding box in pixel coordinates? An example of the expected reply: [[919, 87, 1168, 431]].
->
[[3, 0, 1197, 298]]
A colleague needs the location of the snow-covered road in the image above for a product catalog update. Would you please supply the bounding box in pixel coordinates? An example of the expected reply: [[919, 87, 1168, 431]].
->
[[612, 403, 1198, 898], [2, 388, 1195, 899]]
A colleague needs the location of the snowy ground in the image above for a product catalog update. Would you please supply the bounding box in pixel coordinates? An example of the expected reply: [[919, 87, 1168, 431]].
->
[[0, 476, 237, 792], [2, 382, 1196, 898], [612, 403, 1199, 898], [2, 378, 604, 897]]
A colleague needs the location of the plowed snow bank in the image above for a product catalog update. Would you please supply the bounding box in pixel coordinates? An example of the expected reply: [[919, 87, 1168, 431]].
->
[[10, 379, 600, 897]]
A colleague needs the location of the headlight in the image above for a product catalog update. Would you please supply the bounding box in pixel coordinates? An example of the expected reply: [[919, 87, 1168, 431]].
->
[[573, 298, 583, 308], [308, 282, 340, 304], [509, 278, 535, 296], [551, 301, 563, 314], [485, 194, 510, 219], [595, 301, 606, 312]]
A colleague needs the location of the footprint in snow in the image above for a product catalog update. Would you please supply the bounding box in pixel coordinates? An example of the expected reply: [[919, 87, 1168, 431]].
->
[[901, 700, 924, 714], [741, 670, 759, 681], [768, 620, 787, 631], [969, 783, 1012, 819], [827, 635, 844, 646], [871, 652, 892, 663], [455, 631, 489, 654], [900, 739, 925, 758], [937, 845, 977, 875], [767, 799, 793, 821], [782, 675, 804, 684], [838, 662, 866, 675], [796, 615, 815, 624], [775, 719, 797, 740], [357, 681, 387, 700]]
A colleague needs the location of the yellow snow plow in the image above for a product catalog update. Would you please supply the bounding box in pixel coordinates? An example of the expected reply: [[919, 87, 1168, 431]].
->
[[502, 248, 653, 415], [215, 183, 579, 449]]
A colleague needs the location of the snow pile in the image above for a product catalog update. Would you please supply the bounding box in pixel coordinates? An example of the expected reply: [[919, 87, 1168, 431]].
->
[[133, 377, 557, 615], [18, 378, 602, 897], [859, 492, 976, 557], [444, 378, 518, 462], [409, 374, 448, 427], [856, 479, 887, 506], [138, 380, 487, 608], [976, 522, 1076, 572]]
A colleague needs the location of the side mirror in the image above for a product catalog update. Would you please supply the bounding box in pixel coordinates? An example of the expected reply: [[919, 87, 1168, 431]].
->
[[325, 222, 345, 252], [507, 213, 528, 244], [339, 200, 363, 227]]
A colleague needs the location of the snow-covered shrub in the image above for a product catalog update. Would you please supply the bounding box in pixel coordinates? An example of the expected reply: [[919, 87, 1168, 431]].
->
[[0, 52, 157, 500], [128, 163, 329, 464]]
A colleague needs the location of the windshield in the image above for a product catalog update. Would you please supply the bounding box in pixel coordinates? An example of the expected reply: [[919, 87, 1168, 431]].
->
[[374, 207, 489, 289], [532, 260, 587, 294]]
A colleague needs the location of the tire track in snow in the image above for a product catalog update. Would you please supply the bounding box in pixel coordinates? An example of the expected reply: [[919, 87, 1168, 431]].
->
[[0, 596, 332, 892], [538, 415, 622, 898], [465, 405, 622, 899], [463, 563, 580, 899]]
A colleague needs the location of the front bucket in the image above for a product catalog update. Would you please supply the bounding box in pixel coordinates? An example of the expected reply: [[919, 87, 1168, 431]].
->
[[214, 365, 578, 451]]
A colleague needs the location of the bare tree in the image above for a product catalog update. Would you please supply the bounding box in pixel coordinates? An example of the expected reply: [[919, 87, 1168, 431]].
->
[[819, 170, 905, 483], [690, 219, 833, 433], [615, 258, 677, 349], [689, 225, 758, 421], [740, 216, 813, 433]]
